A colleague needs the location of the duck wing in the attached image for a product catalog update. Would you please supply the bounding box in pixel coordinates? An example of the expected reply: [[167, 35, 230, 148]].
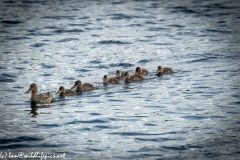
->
[[35, 92, 53, 103]]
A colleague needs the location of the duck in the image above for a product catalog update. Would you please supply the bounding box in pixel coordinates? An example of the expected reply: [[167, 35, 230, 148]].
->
[[116, 70, 126, 79], [135, 66, 149, 76], [25, 83, 53, 103], [56, 86, 75, 97], [71, 80, 94, 91], [103, 75, 119, 84], [156, 66, 173, 76], [124, 72, 144, 82]]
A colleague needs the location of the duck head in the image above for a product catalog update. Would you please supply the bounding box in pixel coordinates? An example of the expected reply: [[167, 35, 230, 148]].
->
[[124, 72, 130, 80], [25, 83, 38, 94], [103, 75, 108, 83], [157, 66, 163, 73], [56, 86, 65, 94], [116, 70, 121, 78], [71, 80, 82, 89], [135, 66, 142, 74]]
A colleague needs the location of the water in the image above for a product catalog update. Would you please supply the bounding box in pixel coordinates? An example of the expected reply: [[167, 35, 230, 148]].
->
[[0, 0, 240, 159]]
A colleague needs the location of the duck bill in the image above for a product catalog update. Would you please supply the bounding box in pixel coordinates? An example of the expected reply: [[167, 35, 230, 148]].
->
[[56, 90, 60, 94], [25, 88, 32, 94]]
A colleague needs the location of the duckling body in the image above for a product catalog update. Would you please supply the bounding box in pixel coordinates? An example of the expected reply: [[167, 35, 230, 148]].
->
[[116, 70, 126, 79], [135, 66, 149, 76], [124, 72, 144, 82], [71, 80, 94, 92], [57, 86, 75, 97], [25, 83, 53, 103], [156, 66, 173, 76], [103, 75, 119, 84]]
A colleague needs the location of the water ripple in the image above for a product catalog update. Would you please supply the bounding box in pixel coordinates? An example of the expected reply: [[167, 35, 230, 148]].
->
[[65, 119, 109, 125], [0, 136, 43, 145], [1, 20, 24, 24], [109, 63, 134, 68], [135, 137, 185, 142], [108, 132, 162, 136], [98, 40, 132, 44], [54, 29, 84, 33], [0, 73, 17, 82], [57, 38, 79, 42], [41, 63, 56, 69], [182, 115, 226, 120], [31, 43, 47, 47]]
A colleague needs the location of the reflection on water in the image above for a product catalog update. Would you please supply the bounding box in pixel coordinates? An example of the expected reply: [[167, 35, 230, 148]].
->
[[0, 0, 240, 159], [27, 102, 53, 117]]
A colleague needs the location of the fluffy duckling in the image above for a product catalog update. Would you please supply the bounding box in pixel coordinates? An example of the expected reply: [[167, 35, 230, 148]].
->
[[135, 66, 149, 76], [56, 86, 75, 97], [25, 83, 53, 103], [103, 75, 119, 84], [156, 66, 173, 76], [124, 72, 144, 82], [71, 80, 94, 92], [116, 70, 126, 79]]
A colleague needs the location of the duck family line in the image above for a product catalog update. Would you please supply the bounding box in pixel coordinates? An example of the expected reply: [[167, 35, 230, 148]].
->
[[25, 66, 173, 103]]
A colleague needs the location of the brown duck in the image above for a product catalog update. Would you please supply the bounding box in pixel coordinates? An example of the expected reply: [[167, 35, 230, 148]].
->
[[124, 72, 144, 82], [103, 75, 119, 84], [25, 83, 53, 103], [71, 80, 94, 91], [116, 70, 126, 79], [56, 86, 75, 97], [156, 66, 173, 76], [135, 66, 149, 76]]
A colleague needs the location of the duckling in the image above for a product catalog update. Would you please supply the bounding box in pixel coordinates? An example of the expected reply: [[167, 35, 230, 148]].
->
[[124, 72, 144, 82], [25, 83, 53, 103], [135, 66, 149, 76], [103, 75, 119, 84], [56, 86, 75, 97], [116, 70, 126, 79], [156, 66, 173, 76], [71, 80, 94, 92]]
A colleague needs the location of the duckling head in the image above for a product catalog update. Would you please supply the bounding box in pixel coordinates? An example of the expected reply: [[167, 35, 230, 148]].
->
[[103, 75, 108, 83], [71, 80, 82, 89], [56, 86, 65, 94], [116, 70, 121, 78], [124, 72, 130, 80], [157, 66, 163, 73], [25, 83, 38, 94], [135, 66, 142, 74]]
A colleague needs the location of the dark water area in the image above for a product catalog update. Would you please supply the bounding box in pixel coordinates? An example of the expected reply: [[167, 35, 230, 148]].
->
[[0, 0, 240, 159]]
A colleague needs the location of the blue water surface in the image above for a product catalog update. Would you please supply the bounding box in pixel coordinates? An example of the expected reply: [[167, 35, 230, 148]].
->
[[0, 0, 240, 159]]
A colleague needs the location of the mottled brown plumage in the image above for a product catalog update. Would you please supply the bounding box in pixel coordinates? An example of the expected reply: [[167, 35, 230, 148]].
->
[[71, 80, 94, 92], [116, 70, 126, 79], [103, 75, 119, 84], [156, 66, 173, 76], [56, 86, 75, 97], [124, 72, 144, 82], [135, 66, 149, 76], [25, 83, 53, 103]]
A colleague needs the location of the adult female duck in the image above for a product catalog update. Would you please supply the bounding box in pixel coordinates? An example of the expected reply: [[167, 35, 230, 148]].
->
[[25, 83, 53, 103]]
